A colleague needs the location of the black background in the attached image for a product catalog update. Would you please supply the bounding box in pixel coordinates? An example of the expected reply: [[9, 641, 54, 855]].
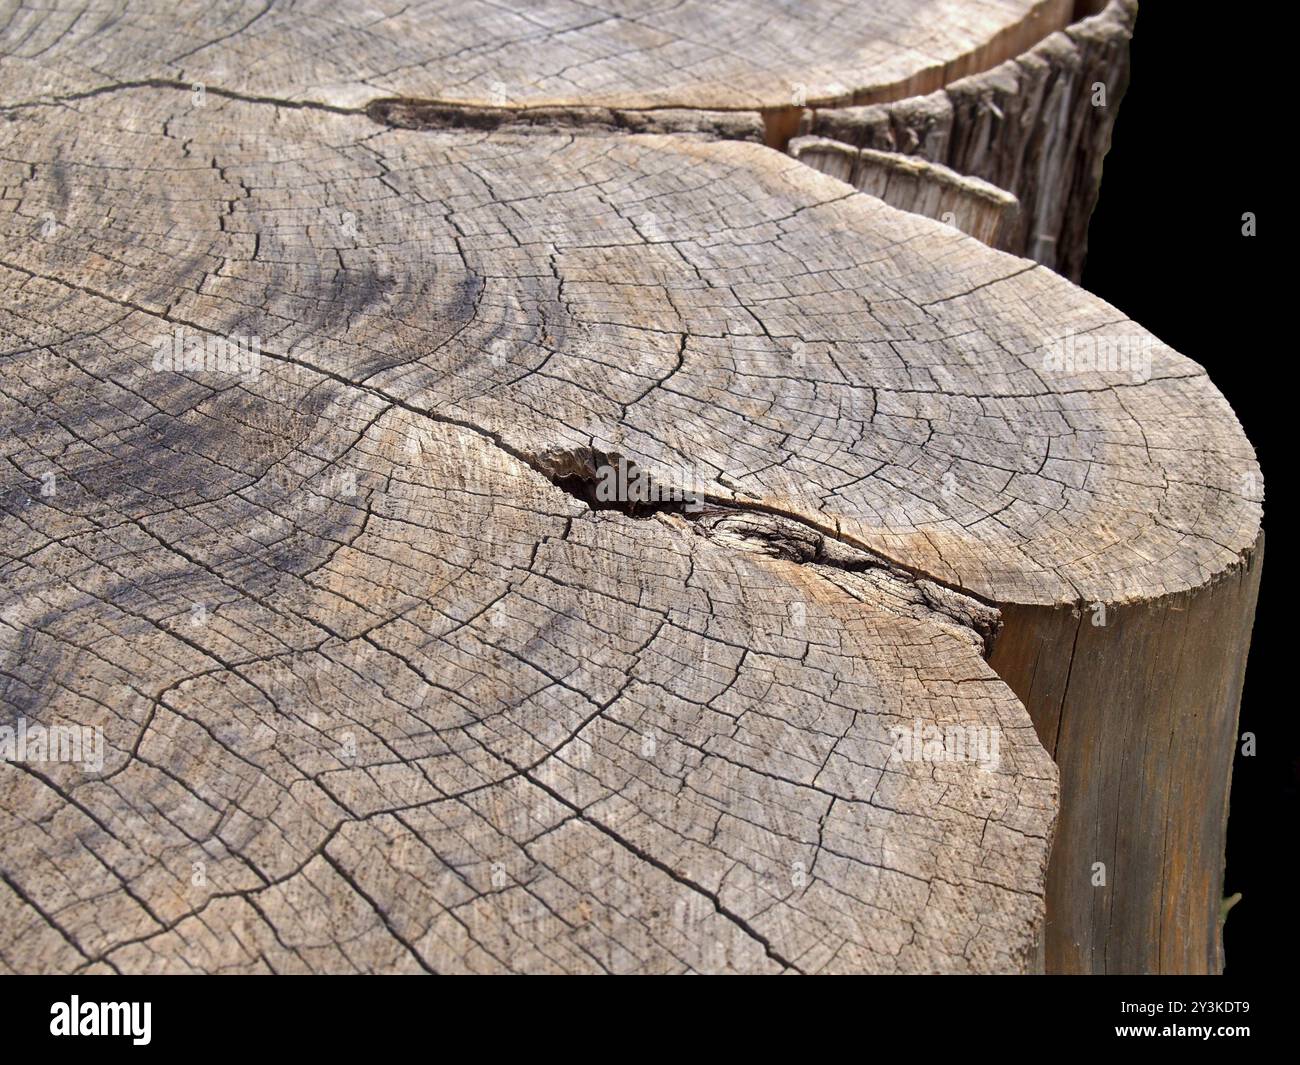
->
[[1082, 4, 1287, 971]]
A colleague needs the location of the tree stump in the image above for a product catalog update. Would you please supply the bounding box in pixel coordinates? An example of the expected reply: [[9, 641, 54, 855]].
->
[[0, 1, 1262, 975], [795, 0, 1137, 280]]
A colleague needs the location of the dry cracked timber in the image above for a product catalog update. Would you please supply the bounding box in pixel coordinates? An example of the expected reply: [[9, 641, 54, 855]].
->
[[0, 1, 1262, 974]]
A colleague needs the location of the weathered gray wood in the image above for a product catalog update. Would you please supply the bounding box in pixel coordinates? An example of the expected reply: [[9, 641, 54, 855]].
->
[[0, 0, 1264, 976], [795, 0, 1135, 279], [789, 136, 1020, 248], [0, 87, 1066, 975], [0, 0, 1076, 111]]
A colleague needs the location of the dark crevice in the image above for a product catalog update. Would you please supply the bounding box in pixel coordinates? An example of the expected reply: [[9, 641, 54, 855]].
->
[[530, 444, 1002, 652], [365, 97, 765, 143], [532, 447, 702, 517]]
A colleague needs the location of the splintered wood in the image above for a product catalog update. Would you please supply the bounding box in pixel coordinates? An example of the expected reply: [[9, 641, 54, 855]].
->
[[0, 1, 1261, 974]]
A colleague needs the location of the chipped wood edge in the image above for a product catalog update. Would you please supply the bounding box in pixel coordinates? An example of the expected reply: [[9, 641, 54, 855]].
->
[[794, 0, 1136, 279], [788, 135, 1020, 248]]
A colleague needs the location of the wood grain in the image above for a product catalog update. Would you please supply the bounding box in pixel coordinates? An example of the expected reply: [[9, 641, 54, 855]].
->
[[0, 0, 1074, 110], [0, 1, 1264, 974]]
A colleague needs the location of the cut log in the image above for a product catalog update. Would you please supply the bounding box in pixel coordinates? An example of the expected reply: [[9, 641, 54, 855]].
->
[[0, 1, 1263, 975], [1, 0, 1075, 110], [795, 0, 1136, 279]]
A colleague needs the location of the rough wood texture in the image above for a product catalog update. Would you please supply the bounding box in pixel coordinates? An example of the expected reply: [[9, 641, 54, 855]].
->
[[0, 93, 1067, 974], [990, 539, 1264, 973], [0, 0, 1074, 110], [0, 1, 1264, 975], [789, 136, 1019, 248], [796, 0, 1135, 279]]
